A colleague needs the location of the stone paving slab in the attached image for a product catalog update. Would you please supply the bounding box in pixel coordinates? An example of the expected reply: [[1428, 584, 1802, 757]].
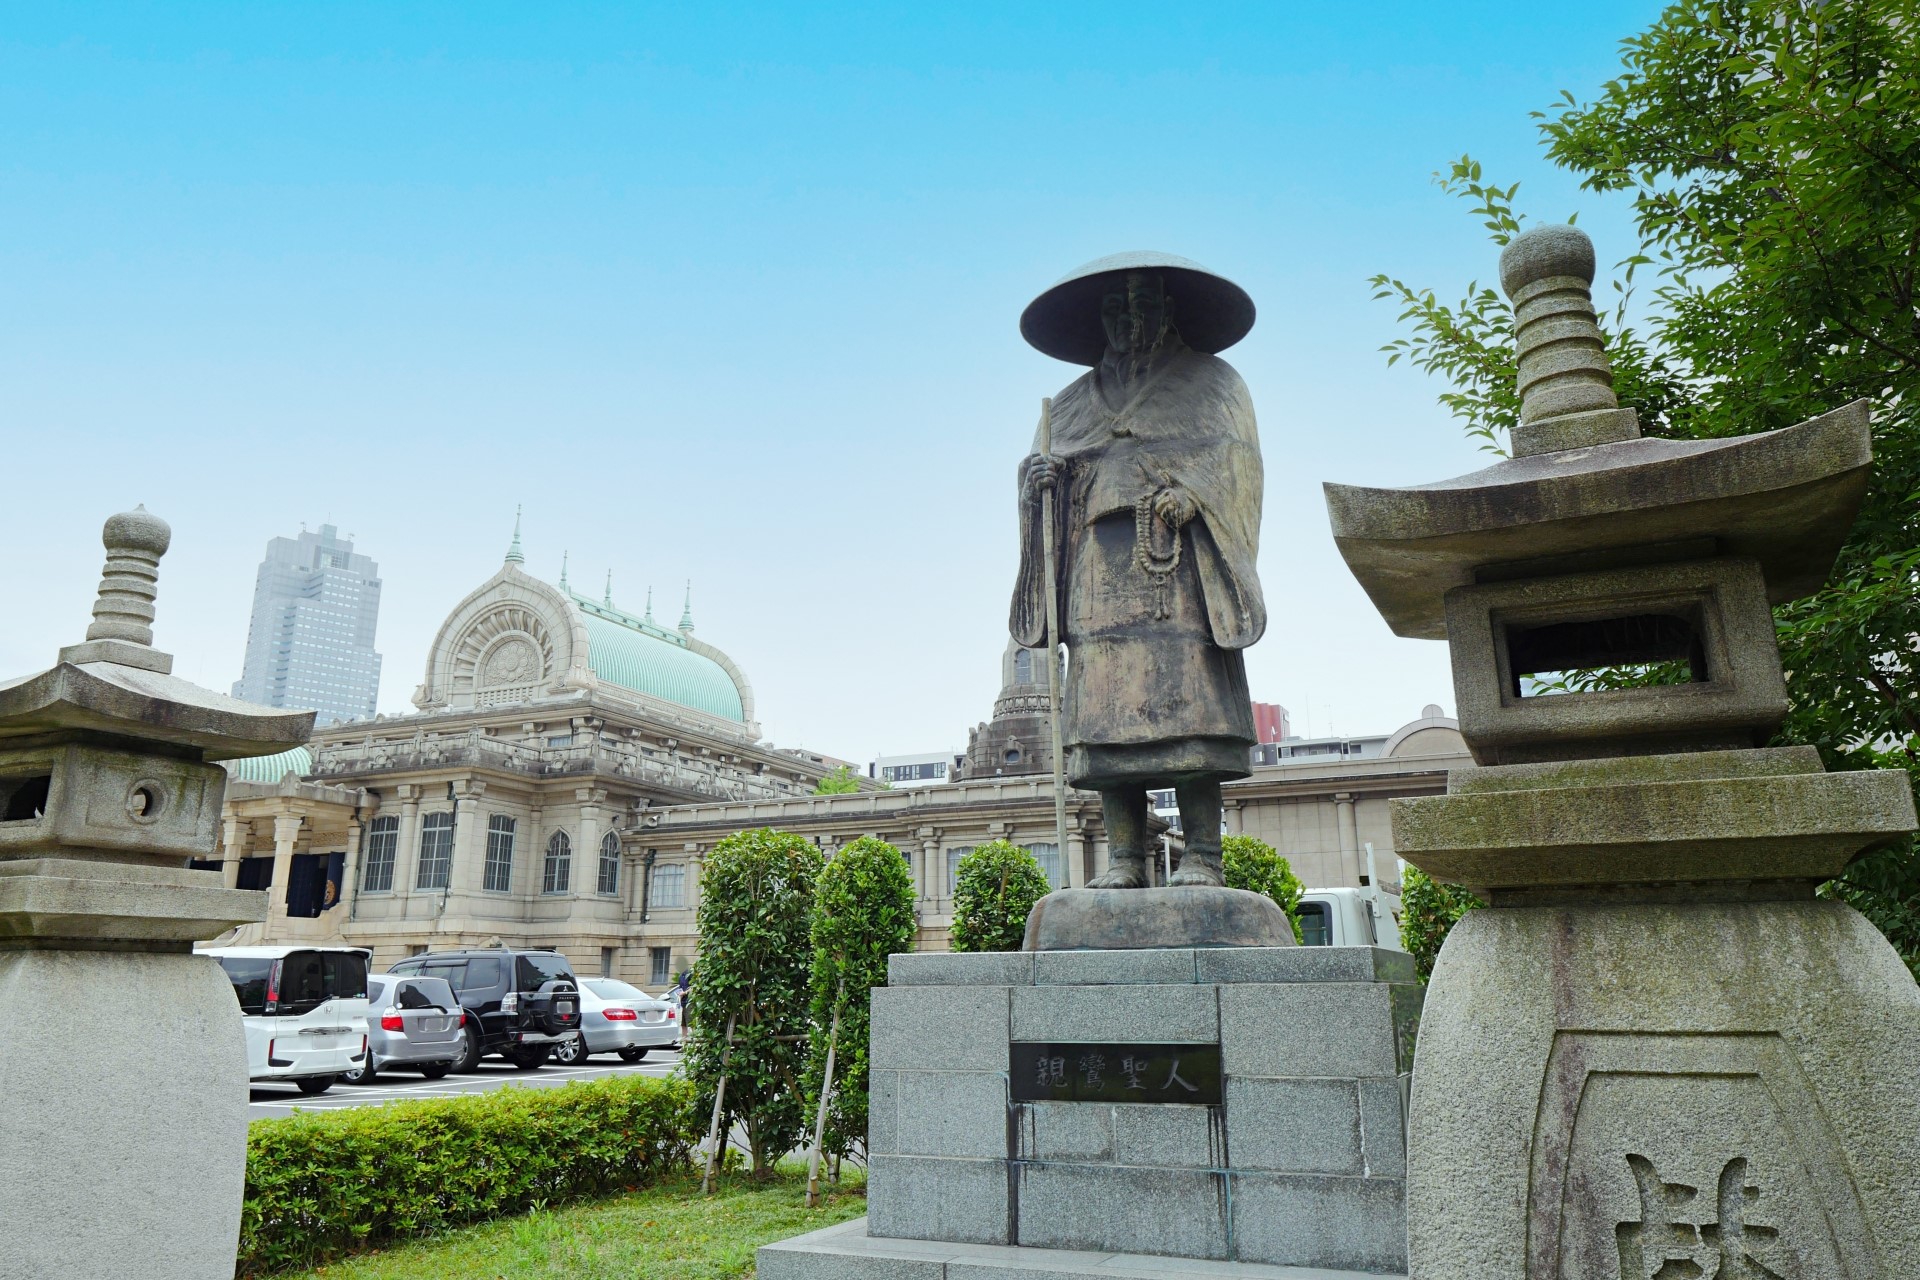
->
[[757, 1218, 1405, 1280]]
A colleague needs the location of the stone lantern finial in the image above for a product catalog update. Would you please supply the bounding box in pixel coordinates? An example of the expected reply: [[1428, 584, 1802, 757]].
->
[[1498, 223, 1641, 458], [58, 505, 174, 675]]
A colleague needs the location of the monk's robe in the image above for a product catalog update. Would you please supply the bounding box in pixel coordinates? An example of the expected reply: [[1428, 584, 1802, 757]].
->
[[1011, 335, 1266, 790]]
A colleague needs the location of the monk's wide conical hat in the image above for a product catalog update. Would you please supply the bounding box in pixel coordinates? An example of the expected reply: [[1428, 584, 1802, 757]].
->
[[1020, 250, 1256, 365]]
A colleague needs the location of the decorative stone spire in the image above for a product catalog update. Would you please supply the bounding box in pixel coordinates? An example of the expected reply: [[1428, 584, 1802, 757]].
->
[[1498, 223, 1641, 457], [59, 506, 174, 674], [559, 551, 570, 591], [504, 505, 524, 565], [643, 586, 655, 625], [604, 570, 613, 606], [679, 581, 694, 633]]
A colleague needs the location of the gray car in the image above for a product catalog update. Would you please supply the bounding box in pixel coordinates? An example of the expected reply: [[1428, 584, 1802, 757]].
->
[[344, 974, 464, 1084], [551, 978, 682, 1064]]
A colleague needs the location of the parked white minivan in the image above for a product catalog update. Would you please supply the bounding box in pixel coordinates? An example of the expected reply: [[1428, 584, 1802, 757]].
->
[[202, 945, 372, 1095]]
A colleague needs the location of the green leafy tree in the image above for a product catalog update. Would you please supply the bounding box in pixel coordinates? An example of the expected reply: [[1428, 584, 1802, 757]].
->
[[813, 765, 864, 795], [1399, 866, 1485, 982], [950, 840, 1051, 952], [1220, 834, 1305, 942], [807, 836, 918, 1159], [682, 828, 823, 1177], [1374, 0, 1920, 974]]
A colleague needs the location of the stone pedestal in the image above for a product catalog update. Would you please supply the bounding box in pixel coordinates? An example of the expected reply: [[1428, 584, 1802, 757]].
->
[[1410, 900, 1920, 1279], [759, 946, 1422, 1278]]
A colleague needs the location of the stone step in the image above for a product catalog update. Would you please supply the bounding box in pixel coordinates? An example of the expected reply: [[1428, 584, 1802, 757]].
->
[[758, 1217, 1405, 1280]]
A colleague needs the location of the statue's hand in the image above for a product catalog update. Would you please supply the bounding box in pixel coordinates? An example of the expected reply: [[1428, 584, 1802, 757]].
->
[[1152, 485, 1196, 526], [1022, 453, 1064, 503]]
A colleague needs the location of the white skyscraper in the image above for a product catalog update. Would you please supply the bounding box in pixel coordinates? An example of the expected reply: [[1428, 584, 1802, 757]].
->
[[232, 524, 383, 726]]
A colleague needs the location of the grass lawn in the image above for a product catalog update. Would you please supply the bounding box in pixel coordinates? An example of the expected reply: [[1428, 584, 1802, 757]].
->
[[278, 1163, 866, 1280]]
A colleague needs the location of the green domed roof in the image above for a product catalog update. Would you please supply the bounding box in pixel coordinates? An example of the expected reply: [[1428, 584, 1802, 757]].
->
[[222, 745, 313, 783], [572, 595, 746, 722]]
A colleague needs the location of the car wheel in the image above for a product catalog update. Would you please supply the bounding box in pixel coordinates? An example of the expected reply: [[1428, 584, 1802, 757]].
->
[[342, 1058, 378, 1086], [617, 1046, 649, 1063], [508, 1045, 550, 1071], [295, 1075, 335, 1096], [454, 1025, 485, 1074], [552, 1033, 589, 1065], [419, 1061, 452, 1080]]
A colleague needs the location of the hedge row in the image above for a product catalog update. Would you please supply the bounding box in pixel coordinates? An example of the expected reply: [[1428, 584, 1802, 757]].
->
[[239, 1074, 694, 1276]]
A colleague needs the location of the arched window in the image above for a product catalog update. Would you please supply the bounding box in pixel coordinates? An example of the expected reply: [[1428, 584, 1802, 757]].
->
[[1013, 649, 1033, 683], [360, 815, 398, 893], [1005, 747, 1022, 765], [597, 830, 621, 896], [542, 831, 572, 894], [416, 812, 454, 890], [483, 815, 515, 893]]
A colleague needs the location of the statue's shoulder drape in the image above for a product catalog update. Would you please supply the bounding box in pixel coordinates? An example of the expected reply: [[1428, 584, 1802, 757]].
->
[[1011, 349, 1266, 652]]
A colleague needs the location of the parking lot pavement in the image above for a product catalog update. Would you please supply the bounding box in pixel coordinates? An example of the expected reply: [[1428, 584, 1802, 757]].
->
[[247, 1048, 682, 1119]]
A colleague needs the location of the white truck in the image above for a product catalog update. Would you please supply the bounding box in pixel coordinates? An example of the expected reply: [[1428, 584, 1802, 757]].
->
[[1295, 844, 1407, 951]]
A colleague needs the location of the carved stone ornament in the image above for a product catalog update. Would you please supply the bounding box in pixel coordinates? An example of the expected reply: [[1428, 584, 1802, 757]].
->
[[481, 636, 542, 689]]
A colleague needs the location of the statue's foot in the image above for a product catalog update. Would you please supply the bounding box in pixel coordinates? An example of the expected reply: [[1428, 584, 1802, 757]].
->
[[1168, 852, 1223, 888], [1086, 857, 1149, 889]]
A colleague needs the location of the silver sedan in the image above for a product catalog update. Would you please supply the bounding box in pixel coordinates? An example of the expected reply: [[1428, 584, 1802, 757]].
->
[[551, 978, 681, 1064], [345, 974, 464, 1084]]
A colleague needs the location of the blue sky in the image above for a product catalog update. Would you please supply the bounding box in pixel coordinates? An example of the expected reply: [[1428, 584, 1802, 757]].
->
[[0, 2, 1668, 758]]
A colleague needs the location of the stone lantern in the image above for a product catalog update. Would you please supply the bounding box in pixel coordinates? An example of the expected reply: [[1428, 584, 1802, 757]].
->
[[0, 508, 312, 1280], [1327, 225, 1920, 1278]]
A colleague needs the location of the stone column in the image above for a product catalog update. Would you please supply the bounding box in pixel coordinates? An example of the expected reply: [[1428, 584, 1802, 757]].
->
[[1224, 796, 1244, 835], [268, 814, 302, 929], [1334, 792, 1361, 885], [1067, 823, 1092, 889], [576, 787, 603, 896], [338, 815, 364, 921], [523, 804, 544, 902], [918, 828, 940, 904], [391, 784, 423, 899], [220, 815, 246, 888], [685, 843, 705, 919], [448, 780, 488, 897]]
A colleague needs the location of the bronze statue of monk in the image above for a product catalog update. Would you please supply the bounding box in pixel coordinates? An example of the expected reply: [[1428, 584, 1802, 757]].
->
[[1012, 252, 1265, 889]]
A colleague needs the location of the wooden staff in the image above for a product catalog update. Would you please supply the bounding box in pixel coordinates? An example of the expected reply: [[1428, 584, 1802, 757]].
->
[[1039, 398, 1069, 872]]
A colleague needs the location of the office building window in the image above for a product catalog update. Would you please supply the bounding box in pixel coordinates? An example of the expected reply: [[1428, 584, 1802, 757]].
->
[[946, 846, 974, 896], [597, 830, 621, 896], [416, 812, 454, 890], [543, 831, 572, 894], [651, 863, 686, 908], [360, 815, 398, 892], [483, 815, 515, 893], [650, 947, 673, 986], [1026, 841, 1063, 889]]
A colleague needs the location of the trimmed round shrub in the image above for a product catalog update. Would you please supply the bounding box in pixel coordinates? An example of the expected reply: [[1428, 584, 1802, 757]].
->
[[682, 827, 824, 1175], [950, 840, 1051, 952], [1221, 834, 1305, 942], [808, 835, 919, 1158], [1399, 864, 1484, 981]]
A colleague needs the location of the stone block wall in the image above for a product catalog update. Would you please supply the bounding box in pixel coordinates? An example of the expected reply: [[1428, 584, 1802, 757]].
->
[[867, 946, 1421, 1274]]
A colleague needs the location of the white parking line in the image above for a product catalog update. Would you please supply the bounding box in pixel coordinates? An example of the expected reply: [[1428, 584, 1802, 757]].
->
[[248, 1055, 680, 1113]]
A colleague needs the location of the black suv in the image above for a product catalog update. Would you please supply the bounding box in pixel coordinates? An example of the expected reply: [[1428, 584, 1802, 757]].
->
[[387, 947, 582, 1072]]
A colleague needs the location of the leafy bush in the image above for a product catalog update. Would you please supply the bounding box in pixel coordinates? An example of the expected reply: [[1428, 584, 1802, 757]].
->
[[808, 836, 918, 1159], [238, 1074, 691, 1276], [1221, 834, 1305, 942], [1398, 865, 1483, 982], [950, 839, 1051, 952], [683, 827, 824, 1175], [813, 765, 863, 795]]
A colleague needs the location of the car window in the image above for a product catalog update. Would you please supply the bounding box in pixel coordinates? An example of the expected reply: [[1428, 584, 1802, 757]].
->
[[516, 952, 574, 991], [277, 950, 368, 1014], [1296, 901, 1332, 947], [366, 976, 391, 1003], [217, 956, 273, 1016], [396, 979, 453, 1010], [422, 960, 468, 992], [464, 955, 504, 989], [585, 979, 643, 1001]]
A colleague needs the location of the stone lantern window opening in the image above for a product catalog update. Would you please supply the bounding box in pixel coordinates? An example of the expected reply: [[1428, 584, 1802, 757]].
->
[[0, 774, 51, 821]]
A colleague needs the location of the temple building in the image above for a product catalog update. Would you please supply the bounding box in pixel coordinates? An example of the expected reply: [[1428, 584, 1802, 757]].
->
[[206, 521, 862, 985]]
